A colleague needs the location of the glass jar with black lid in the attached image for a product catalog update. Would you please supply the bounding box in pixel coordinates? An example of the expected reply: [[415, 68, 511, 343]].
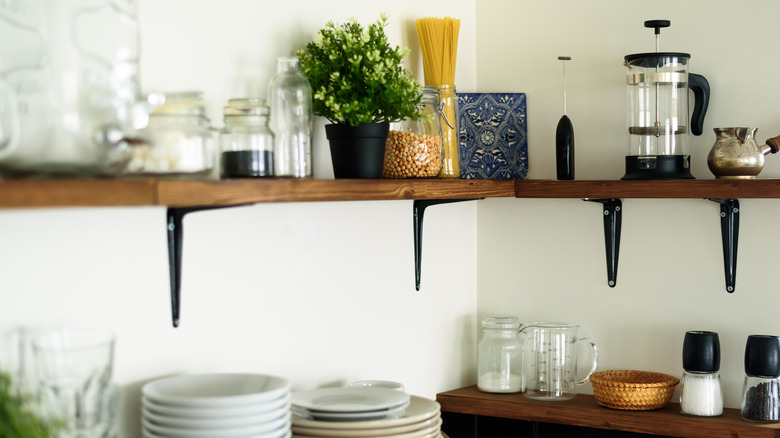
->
[[220, 98, 274, 178]]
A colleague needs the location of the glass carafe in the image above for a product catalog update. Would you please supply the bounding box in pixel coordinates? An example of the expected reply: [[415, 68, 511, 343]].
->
[[622, 20, 710, 180], [520, 321, 597, 401], [0, 0, 158, 176]]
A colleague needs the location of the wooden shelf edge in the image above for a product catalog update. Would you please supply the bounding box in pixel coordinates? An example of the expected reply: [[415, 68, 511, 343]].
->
[[437, 386, 780, 438], [0, 178, 158, 208], [156, 179, 516, 207], [515, 179, 780, 199]]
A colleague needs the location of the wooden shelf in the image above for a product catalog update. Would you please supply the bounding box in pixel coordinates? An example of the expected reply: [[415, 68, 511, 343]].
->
[[437, 386, 780, 438], [0, 178, 515, 209], [515, 179, 780, 199], [157, 179, 515, 207], [4, 178, 780, 210]]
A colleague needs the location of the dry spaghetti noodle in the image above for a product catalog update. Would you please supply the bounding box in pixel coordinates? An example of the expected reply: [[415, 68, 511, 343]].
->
[[416, 17, 461, 177]]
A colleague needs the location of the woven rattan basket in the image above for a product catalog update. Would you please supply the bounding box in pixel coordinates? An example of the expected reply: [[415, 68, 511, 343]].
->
[[590, 370, 680, 411]]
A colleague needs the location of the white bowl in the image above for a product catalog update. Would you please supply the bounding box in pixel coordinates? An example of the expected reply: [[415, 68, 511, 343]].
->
[[142, 416, 290, 438], [142, 392, 290, 418], [143, 373, 290, 407], [143, 404, 288, 428]]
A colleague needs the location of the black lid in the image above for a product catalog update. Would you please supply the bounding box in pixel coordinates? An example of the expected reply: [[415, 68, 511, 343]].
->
[[682, 331, 720, 372], [744, 335, 780, 378], [624, 52, 691, 68]]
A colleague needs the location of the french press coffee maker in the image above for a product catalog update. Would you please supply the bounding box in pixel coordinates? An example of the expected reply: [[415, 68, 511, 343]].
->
[[622, 20, 710, 180]]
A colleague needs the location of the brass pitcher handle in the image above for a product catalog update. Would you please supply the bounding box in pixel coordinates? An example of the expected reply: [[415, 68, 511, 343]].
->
[[577, 337, 598, 385]]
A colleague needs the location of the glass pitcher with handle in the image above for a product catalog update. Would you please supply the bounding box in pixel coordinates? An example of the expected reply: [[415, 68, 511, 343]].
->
[[0, 0, 160, 176], [520, 321, 598, 401]]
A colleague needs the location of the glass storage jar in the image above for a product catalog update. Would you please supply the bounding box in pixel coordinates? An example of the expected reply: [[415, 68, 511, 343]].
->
[[126, 91, 216, 177], [741, 335, 780, 422], [477, 315, 523, 393], [220, 98, 274, 178], [383, 86, 443, 178]]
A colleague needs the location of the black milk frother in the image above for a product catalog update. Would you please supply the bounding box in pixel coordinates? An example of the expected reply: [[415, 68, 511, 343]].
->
[[556, 56, 574, 180]]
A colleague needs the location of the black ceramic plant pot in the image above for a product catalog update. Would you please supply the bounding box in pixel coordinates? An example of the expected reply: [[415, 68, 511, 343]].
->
[[325, 122, 389, 179]]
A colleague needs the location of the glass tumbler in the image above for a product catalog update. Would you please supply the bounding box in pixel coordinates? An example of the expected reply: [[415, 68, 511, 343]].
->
[[32, 328, 118, 437]]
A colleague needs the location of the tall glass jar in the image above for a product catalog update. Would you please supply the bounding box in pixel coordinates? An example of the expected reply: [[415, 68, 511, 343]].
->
[[477, 315, 523, 393], [126, 91, 215, 177], [220, 99, 274, 178], [383, 86, 443, 178], [438, 84, 460, 178], [268, 57, 312, 178]]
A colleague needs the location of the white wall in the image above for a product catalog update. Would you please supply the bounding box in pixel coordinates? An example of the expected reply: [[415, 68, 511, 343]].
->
[[476, 0, 780, 409], [0, 1, 478, 436]]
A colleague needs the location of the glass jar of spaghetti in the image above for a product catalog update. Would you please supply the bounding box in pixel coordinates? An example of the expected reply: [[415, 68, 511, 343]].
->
[[383, 86, 443, 178]]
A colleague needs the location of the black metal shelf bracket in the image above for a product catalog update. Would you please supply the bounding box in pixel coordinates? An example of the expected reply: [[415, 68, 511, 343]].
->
[[584, 198, 622, 287], [166, 204, 250, 328], [708, 198, 739, 293], [413, 199, 482, 291]]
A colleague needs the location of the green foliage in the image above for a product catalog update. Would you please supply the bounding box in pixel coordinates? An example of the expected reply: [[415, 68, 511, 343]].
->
[[297, 14, 422, 126], [0, 372, 58, 438]]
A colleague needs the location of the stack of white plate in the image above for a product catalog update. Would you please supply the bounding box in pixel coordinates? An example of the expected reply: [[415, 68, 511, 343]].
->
[[141, 373, 292, 438], [291, 389, 441, 438]]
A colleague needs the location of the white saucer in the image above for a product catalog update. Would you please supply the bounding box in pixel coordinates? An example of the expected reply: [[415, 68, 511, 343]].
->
[[292, 399, 408, 421], [291, 396, 439, 430], [291, 416, 442, 437], [292, 387, 410, 413]]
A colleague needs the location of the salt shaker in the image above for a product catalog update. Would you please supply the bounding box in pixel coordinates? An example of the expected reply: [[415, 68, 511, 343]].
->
[[477, 315, 523, 393], [680, 331, 723, 416], [741, 335, 780, 422]]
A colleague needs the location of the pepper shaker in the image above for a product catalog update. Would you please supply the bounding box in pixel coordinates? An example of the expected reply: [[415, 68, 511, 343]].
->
[[680, 331, 723, 416], [741, 335, 780, 422]]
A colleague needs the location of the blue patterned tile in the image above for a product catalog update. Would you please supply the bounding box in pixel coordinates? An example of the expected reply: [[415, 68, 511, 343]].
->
[[458, 93, 528, 179]]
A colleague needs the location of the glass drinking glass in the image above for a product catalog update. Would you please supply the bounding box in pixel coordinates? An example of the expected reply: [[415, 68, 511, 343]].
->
[[32, 328, 118, 438]]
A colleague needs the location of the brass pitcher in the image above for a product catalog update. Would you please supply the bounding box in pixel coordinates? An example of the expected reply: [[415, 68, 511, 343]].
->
[[707, 128, 780, 179]]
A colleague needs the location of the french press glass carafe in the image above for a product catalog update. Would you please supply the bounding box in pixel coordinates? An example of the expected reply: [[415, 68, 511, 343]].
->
[[622, 20, 710, 180]]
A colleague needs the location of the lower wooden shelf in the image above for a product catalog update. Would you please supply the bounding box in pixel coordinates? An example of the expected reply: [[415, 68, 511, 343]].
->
[[437, 386, 780, 438]]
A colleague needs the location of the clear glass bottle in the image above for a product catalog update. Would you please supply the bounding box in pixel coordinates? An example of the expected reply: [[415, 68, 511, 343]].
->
[[383, 86, 443, 178], [741, 335, 780, 422], [437, 84, 460, 178], [477, 315, 523, 393], [220, 98, 274, 178], [680, 331, 723, 416], [268, 57, 312, 178], [127, 91, 215, 177]]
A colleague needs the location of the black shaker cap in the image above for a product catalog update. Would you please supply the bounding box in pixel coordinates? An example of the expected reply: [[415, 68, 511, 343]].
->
[[683, 331, 720, 372], [745, 335, 780, 378]]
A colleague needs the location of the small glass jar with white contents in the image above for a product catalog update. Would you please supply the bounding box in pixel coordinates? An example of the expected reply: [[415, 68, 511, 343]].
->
[[125, 91, 216, 177], [477, 315, 523, 393]]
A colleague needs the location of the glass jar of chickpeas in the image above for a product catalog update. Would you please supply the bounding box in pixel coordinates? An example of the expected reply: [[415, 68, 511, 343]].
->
[[383, 86, 444, 178]]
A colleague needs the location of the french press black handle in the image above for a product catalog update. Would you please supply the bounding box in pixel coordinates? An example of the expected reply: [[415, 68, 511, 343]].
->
[[689, 73, 710, 136]]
